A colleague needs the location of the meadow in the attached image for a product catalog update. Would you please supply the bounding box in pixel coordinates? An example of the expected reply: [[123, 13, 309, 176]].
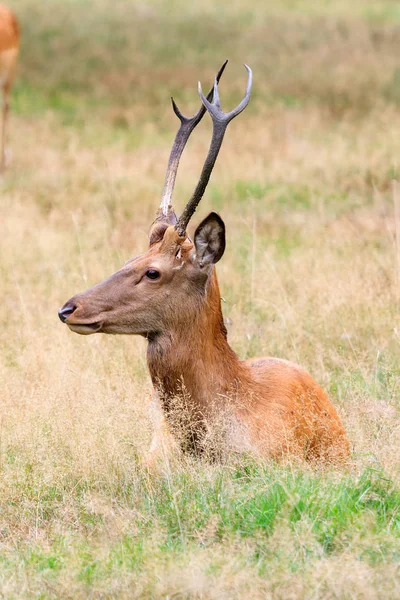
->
[[1, 0, 400, 597]]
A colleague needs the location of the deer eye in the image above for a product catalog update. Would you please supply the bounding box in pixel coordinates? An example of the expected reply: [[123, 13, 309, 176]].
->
[[146, 269, 160, 280]]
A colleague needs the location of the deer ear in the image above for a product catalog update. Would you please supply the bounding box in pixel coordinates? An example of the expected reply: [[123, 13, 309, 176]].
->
[[193, 212, 226, 267], [149, 222, 169, 246], [149, 209, 178, 246]]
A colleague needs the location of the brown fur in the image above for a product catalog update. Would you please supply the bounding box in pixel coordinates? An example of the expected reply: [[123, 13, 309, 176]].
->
[[0, 4, 19, 171], [0, 5, 19, 54], [60, 224, 350, 465]]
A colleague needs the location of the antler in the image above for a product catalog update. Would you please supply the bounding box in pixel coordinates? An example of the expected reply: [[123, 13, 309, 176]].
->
[[175, 64, 252, 237], [158, 60, 228, 221]]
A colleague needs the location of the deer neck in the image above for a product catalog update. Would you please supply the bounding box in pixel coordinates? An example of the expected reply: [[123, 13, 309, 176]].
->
[[146, 270, 242, 409]]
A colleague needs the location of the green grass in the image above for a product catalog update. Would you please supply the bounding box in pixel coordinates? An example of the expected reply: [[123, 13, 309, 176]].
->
[[0, 465, 398, 595], [10, 0, 400, 124]]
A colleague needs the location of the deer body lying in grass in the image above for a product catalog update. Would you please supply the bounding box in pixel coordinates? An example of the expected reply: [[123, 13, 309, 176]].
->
[[59, 62, 349, 465], [0, 4, 19, 171]]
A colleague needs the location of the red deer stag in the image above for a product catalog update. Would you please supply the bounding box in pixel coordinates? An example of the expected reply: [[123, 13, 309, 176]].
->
[[59, 62, 349, 465], [0, 4, 19, 172]]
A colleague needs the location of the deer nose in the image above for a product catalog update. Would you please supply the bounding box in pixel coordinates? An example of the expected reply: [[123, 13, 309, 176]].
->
[[58, 303, 76, 323]]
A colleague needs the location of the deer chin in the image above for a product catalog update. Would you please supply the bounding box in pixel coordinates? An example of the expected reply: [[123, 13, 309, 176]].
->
[[67, 322, 102, 335]]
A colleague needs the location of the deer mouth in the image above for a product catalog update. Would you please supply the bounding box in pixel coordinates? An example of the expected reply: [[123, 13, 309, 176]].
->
[[67, 322, 102, 335]]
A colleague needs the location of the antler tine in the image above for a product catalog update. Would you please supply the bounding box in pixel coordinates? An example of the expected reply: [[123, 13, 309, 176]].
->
[[158, 60, 228, 220], [176, 65, 252, 237]]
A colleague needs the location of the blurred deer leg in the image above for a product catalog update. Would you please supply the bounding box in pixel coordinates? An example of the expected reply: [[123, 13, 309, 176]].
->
[[142, 392, 179, 470], [0, 89, 9, 172]]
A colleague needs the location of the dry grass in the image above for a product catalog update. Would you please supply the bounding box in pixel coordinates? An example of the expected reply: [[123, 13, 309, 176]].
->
[[0, 0, 400, 597]]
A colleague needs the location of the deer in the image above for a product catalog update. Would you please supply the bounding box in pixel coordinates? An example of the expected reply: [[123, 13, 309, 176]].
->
[[58, 61, 350, 466], [0, 4, 19, 172]]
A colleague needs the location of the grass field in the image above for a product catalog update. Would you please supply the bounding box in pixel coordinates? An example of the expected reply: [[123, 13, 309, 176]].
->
[[1, 0, 400, 597]]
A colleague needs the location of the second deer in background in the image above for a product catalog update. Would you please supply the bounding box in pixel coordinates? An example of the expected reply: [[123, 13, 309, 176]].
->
[[0, 4, 19, 172]]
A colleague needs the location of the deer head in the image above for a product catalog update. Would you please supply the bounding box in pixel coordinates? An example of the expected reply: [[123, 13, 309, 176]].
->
[[58, 62, 252, 338]]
